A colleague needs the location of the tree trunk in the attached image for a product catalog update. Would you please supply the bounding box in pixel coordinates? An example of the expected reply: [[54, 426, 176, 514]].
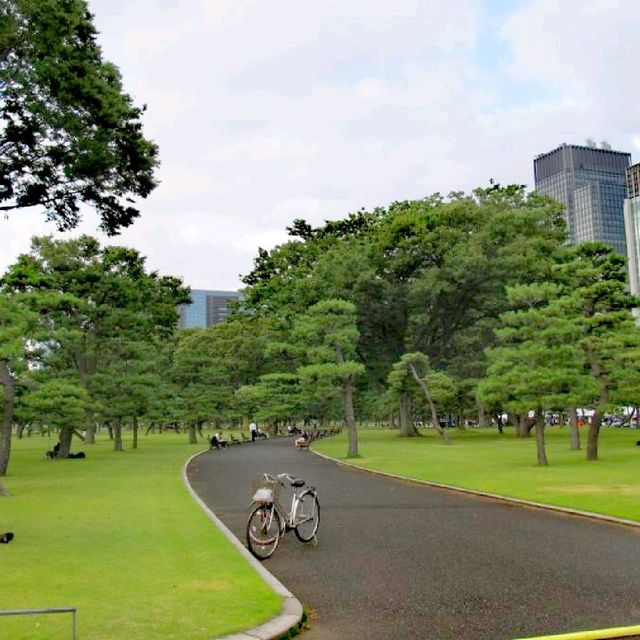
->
[[343, 380, 358, 457], [478, 402, 488, 428], [0, 361, 16, 476], [388, 413, 397, 429], [409, 364, 449, 444], [517, 413, 535, 438], [398, 394, 417, 437], [586, 412, 602, 461], [113, 417, 123, 452], [585, 342, 609, 461], [534, 409, 548, 466], [568, 407, 580, 450], [187, 422, 197, 445], [16, 423, 25, 439], [85, 425, 96, 444], [58, 428, 73, 458], [107, 422, 114, 440], [132, 416, 139, 450]]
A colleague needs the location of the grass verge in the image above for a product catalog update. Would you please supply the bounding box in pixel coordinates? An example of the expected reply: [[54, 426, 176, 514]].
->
[[313, 427, 640, 522], [0, 432, 281, 640]]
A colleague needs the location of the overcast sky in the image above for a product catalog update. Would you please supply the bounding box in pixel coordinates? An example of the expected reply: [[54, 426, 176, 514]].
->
[[1, 0, 639, 290]]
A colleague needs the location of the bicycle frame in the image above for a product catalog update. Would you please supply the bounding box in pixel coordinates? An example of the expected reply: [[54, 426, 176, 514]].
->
[[247, 472, 320, 560], [254, 473, 315, 533]]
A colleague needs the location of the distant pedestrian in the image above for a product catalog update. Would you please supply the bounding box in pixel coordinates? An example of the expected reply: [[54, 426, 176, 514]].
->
[[249, 421, 258, 442]]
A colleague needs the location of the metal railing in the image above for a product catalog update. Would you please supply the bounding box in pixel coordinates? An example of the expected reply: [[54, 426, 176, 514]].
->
[[0, 607, 77, 639]]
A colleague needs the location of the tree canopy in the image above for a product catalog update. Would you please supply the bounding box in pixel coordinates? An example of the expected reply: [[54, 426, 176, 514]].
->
[[0, 0, 159, 233]]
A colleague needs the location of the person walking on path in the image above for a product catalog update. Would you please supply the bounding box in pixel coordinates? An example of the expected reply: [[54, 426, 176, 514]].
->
[[249, 421, 258, 442]]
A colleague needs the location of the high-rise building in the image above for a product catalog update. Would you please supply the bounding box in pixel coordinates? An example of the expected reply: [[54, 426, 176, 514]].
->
[[178, 289, 242, 329], [534, 142, 631, 256], [624, 162, 640, 298]]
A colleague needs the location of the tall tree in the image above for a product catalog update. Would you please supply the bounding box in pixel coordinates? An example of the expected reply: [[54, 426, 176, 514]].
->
[[173, 316, 274, 437], [0, 0, 158, 232], [236, 373, 303, 428], [1, 236, 189, 445], [387, 352, 455, 442], [240, 187, 565, 415], [479, 282, 598, 465], [556, 243, 640, 461], [294, 299, 364, 456], [90, 339, 161, 451], [0, 293, 35, 476], [21, 378, 90, 457]]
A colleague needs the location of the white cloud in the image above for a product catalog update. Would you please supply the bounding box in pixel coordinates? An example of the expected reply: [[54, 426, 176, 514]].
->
[[500, 0, 640, 129]]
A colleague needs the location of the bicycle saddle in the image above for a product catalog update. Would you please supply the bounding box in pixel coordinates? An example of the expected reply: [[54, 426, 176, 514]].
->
[[290, 477, 305, 487]]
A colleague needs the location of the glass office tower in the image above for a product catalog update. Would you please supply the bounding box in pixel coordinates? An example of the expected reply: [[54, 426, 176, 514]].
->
[[178, 289, 242, 329], [624, 163, 640, 298], [534, 143, 631, 256]]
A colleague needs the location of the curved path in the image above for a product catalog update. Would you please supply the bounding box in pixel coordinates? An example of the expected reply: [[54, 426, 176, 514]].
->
[[187, 437, 640, 640]]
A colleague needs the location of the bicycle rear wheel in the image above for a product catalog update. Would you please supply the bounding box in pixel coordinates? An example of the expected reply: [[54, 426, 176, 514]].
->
[[246, 504, 281, 560], [294, 491, 320, 542]]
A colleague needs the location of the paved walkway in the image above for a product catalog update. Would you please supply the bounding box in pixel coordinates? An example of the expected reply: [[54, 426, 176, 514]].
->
[[187, 437, 640, 640]]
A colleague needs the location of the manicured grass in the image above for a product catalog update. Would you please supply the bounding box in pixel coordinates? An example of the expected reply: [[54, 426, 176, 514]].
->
[[313, 426, 640, 522], [0, 432, 281, 640]]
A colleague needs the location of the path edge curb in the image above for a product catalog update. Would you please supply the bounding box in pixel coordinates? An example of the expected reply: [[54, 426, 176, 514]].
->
[[310, 448, 640, 530], [182, 450, 303, 640]]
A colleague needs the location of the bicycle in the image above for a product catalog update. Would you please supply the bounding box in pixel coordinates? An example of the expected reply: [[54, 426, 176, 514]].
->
[[246, 472, 320, 560]]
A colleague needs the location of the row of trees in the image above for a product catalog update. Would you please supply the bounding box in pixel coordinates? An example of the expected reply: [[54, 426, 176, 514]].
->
[[2, 186, 639, 481], [0, 236, 189, 476], [139, 185, 640, 466], [4, 2, 635, 478]]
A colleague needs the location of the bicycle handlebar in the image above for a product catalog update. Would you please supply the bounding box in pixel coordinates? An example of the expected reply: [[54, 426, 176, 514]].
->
[[263, 472, 296, 485]]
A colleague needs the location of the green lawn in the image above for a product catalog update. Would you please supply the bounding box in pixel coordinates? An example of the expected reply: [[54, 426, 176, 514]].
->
[[0, 432, 281, 640], [313, 426, 640, 522]]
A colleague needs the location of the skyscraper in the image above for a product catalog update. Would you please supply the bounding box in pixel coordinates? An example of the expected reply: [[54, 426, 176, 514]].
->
[[178, 289, 242, 329], [624, 162, 640, 298], [534, 142, 631, 256]]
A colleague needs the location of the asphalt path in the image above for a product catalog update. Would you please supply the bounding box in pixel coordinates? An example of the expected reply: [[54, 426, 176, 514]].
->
[[187, 437, 640, 640]]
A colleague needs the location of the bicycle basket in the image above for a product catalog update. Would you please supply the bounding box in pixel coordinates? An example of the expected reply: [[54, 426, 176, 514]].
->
[[251, 478, 280, 503]]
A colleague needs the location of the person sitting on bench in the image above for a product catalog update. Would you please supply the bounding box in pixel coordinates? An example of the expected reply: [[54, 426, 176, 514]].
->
[[215, 432, 228, 448], [295, 431, 310, 448], [45, 442, 61, 459]]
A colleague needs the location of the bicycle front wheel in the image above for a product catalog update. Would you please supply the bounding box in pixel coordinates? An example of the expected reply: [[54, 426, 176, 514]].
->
[[246, 504, 281, 560], [294, 491, 320, 542]]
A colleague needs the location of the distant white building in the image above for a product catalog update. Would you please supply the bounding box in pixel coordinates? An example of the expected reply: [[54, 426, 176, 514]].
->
[[624, 163, 640, 311]]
